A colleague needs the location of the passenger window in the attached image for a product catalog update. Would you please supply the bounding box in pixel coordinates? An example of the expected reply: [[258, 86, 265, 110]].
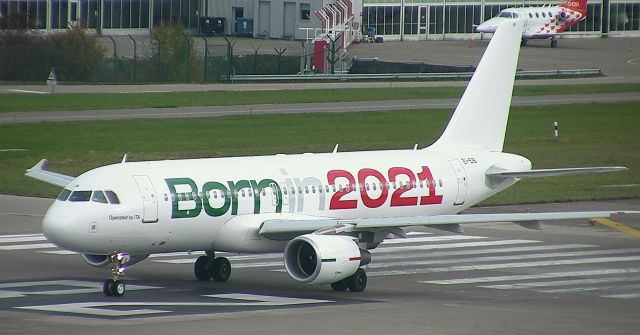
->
[[241, 190, 246, 197], [312, 186, 316, 193], [325, 185, 330, 193], [57, 189, 72, 201], [305, 186, 309, 194], [535, 12, 539, 18], [542, 12, 546, 18], [549, 12, 552, 17], [69, 191, 92, 202], [91, 191, 108, 204], [529, 13, 533, 18]]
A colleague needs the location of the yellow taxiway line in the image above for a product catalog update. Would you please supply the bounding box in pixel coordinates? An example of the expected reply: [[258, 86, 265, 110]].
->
[[590, 218, 640, 239]]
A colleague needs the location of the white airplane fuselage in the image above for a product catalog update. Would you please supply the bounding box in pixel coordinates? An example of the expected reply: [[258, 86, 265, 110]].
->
[[476, 0, 587, 41], [43, 149, 529, 256]]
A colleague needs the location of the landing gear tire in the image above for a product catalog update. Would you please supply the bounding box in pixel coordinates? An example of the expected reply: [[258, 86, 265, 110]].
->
[[212, 257, 231, 282], [103, 252, 130, 297], [194, 255, 212, 281], [346, 268, 367, 292], [331, 280, 348, 292], [551, 39, 558, 48], [103, 279, 115, 296], [113, 280, 126, 297]]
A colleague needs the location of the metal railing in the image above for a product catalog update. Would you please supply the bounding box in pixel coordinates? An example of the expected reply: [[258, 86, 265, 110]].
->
[[231, 69, 602, 82]]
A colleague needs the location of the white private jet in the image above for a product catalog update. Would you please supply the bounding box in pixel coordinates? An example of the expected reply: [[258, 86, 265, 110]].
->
[[27, 20, 634, 297], [476, 0, 587, 47]]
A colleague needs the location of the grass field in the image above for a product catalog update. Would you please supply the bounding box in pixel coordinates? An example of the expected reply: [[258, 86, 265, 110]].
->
[[1, 83, 639, 113], [1, 101, 638, 205]]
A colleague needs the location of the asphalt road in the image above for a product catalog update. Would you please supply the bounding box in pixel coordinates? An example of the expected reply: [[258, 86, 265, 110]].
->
[[1, 195, 639, 335], [1, 92, 639, 124]]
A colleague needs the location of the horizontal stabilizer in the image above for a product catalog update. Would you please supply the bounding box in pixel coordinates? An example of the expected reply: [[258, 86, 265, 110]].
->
[[25, 159, 75, 188], [487, 166, 627, 179]]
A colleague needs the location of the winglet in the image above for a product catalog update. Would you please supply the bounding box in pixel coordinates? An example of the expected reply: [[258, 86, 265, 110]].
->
[[25, 159, 75, 188]]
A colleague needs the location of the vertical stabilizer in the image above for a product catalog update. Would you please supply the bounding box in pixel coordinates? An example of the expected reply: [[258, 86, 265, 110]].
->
[[432, 19, 524, 152]]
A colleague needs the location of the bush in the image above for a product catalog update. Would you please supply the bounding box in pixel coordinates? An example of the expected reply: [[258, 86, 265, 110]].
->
[[151, 23, 195, 82], [0, 26, 105, 82]]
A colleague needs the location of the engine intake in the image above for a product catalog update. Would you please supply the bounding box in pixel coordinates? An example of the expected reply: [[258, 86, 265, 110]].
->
[[284, 234, 370, 285]]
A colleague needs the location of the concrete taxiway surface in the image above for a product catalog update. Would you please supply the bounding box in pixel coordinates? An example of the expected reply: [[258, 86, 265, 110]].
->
[[2, 92, 639, 124], [1, 194, 639, 335]]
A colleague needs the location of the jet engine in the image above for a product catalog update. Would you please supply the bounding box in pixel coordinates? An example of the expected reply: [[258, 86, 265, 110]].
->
[[284, 234, 371, 285], [81, 253, 148, 268], [558, 11, 570, 21]]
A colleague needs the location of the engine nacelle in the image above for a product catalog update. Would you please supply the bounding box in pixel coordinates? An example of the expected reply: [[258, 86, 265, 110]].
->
[[80, 253, 148, 268], [284, 234, 370, 285], [558, 11, 570, 21]]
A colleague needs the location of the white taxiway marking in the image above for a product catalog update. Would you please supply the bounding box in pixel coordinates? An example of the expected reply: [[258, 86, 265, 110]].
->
[[16, 293, 333, 317], [0, 148, 28, 152], [421, 268, 640, 285], [6, 89, 47, 94], [481, 275, 640, 290], [0, 243, 56, 250], [0, 280, 158, 299], [368, 249, 640, 270], [380, 235, 485, 245], [368, 255, 640, 277], [372, 239, 540, 253], [0, 236, 47, 244], [375, 244, 595, 261]]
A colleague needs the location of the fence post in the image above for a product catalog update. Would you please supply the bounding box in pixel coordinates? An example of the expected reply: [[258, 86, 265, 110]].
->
[[182, 32, 191, 82], [200, 34, 208, 82], [128, 34, 137, 83], [250, 43, 261, 74], [274, 46, 287, 75], [151, 32, 161, 82], [107, 35, 118, 82]]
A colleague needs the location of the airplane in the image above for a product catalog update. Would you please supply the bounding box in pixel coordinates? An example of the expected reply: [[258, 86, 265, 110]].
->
[[26, 19, 636, 297], [476, 0, 587, 48]]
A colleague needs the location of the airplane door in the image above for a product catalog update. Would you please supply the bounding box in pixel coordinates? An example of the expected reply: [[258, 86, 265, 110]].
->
[[133, 175, 159, 223], [448, 160, 468, 205]]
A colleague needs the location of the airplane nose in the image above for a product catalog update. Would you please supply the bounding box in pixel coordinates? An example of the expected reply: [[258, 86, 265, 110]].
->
[[42, 203, 78, 251]]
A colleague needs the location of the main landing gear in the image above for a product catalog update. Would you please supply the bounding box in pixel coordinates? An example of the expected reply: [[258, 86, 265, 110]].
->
[[194, 251, 231, 282], [103, 252, 130, 297], [550, 38, 558, 48], [331, 268, 368, 293]]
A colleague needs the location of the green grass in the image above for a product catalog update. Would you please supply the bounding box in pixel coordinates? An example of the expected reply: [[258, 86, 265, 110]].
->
[[1, 101, 638, 205], [1, 83, 639, 113]]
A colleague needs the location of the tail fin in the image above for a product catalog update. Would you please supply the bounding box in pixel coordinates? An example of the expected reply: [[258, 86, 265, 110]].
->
[[431, 19, 524, 152], [559, 0, 587, 16]]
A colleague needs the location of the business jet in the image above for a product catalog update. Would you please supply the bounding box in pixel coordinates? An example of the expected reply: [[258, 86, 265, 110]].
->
[[27, 19, 634, 297], [476, 0, 587, 47]]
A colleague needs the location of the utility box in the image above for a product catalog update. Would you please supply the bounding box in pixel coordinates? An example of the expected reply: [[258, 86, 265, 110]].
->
[[200, 17, 225, 35], [235, 18, 253, 36]]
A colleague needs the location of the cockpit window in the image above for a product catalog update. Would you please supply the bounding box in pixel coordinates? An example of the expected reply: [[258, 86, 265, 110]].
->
[[105, 190, 121, 204], [57, 189, 71, 201], [498, 11, 513, 18], [68, 191, 92, 202], [91, 191, 109, 204]]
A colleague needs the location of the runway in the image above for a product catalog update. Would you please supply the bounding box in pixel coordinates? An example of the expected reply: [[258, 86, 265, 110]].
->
[[1, 195, 639, 334], [2, 92, 639, 124]]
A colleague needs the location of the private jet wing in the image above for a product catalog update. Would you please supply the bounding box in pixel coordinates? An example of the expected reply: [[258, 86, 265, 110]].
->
[[260, 210, 639, 238], [25, 159, 74, 188]]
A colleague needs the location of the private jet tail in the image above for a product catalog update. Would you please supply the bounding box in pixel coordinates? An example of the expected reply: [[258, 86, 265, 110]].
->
[[432, 19, 524, 152]]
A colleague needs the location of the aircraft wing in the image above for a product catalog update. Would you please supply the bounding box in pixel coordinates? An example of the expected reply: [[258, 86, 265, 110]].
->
[[25, 159, 75, 188], [487, 166, 627, 178], [259, 211, 639, 238]]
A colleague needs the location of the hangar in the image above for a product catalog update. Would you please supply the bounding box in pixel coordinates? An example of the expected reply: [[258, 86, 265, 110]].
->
[[0, 0, 638, 39]]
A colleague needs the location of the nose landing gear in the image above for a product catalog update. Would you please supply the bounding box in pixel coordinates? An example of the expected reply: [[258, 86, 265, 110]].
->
[[103, 252, 130, 297]]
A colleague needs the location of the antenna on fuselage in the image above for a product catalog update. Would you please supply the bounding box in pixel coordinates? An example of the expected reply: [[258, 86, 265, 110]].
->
[[332, 144, 339, 153], [121, 154, 128, 163]]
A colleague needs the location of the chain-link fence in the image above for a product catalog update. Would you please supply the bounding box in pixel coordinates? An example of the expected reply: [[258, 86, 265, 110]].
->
[[1, 27, 318, 84]]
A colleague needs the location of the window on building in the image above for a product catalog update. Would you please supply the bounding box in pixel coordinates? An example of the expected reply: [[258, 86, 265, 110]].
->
[[301, 3, 310, 21]]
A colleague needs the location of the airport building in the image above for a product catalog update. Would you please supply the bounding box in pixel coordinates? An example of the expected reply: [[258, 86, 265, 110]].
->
[[0, 0, 638, 39]]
